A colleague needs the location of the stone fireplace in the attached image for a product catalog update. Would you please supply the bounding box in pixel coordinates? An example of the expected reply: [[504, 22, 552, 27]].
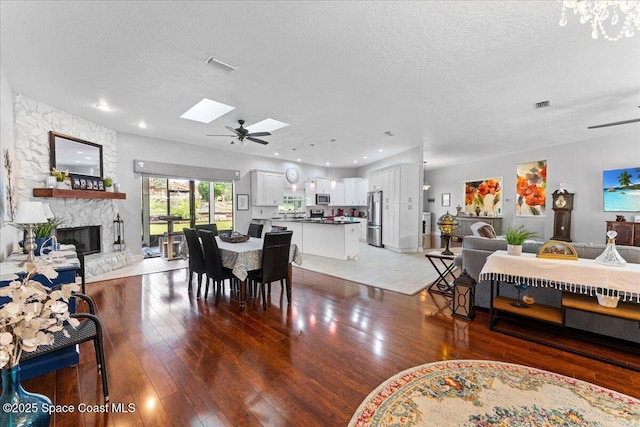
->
[[56, 226, 101, 255]]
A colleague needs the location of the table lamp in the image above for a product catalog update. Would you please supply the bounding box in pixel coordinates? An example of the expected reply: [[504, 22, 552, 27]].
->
[[437, 211, 458, 256], [14, 201, 49, 264]]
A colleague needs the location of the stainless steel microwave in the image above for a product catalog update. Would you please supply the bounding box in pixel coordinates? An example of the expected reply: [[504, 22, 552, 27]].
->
[[316, 193, 331, 205]]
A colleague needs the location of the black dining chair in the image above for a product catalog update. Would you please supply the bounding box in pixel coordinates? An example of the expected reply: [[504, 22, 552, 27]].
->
[[247, 223, 264, 238], [247, 231, 293, 310], [183, 228, 206, 297], [195, 223, 218, 236], [199, 229, 237, 304], [20, 292, 109, 401]]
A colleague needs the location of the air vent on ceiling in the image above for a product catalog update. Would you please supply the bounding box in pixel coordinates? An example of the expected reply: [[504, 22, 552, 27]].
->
[[203, 55, 237, 73], [534, 100, 550, 109]]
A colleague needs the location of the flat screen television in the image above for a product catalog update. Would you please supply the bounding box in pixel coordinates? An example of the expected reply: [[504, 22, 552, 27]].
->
[[603, 167, 640, 212]]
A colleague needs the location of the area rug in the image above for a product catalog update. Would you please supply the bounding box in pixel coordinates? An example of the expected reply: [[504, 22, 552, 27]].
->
[[349, 360, 640, 427], [296, 243, 452, 295]]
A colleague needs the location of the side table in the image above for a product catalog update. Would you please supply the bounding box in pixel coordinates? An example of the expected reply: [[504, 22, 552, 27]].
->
[[425, 249, 460, 297]]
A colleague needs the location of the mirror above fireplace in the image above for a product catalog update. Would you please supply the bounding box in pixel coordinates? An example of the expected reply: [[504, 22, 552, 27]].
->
[[50, 131, 103, 178]]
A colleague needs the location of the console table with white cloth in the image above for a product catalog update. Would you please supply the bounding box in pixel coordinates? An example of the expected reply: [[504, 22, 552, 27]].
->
[[216, 236, 302, 310], [480, 250, 640, 371], [480, 250, 640, 302]]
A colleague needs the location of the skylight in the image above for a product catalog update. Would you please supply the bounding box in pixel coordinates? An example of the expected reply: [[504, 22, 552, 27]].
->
[[246, 118, 289, 133], [180, 98, 235, 123]]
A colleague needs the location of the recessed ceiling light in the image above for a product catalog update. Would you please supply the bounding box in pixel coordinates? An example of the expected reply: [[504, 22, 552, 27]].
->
[[94, 103, 111, 111], [353, 160, 358, 163], [326, 162, 330, 166], [274, 152, 279, 156], [363, 156, 368, 159], [138, 121, 147, 128], [180, 98, 235, 123], [378, 149, 383, 152], [296, 158, 301, 162], [247, 118, 290, 133]]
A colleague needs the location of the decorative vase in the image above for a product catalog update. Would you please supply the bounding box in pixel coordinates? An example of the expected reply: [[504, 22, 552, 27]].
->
[[474, 206, 481, 217], [507, 244, 522, 256], [105, 186, 113, 192], [0, 365, 52, 427], [56, 180, 70, 189]]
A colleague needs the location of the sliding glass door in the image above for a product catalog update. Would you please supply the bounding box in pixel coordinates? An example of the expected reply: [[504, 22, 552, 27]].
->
[[142, 177, 234, 247]]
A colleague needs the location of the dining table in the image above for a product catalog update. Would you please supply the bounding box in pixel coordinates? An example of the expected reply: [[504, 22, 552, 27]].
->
[[216, 236, 303, 310]]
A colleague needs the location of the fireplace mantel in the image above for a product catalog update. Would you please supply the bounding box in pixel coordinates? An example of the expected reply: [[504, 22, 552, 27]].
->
[[33, 188, 126, 200]]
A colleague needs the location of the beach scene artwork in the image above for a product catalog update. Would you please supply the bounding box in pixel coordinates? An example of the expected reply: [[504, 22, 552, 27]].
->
[[603, 167, 640, 212]]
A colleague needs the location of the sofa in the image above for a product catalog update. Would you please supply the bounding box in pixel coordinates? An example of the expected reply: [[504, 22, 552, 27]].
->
[[454, 236, 640, 343]]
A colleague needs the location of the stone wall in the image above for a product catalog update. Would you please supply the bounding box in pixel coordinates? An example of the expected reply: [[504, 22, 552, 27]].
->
[[13, 94, 121, 254]]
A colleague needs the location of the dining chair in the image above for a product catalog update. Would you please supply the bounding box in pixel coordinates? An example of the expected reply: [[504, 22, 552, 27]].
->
[[247, 231, 293, 310], [199, 229, 237, 304], [20, 292, 109, 402], [247, 223, 264, 238], [183, 228, 206, 297], [195, 223, 218, 236]]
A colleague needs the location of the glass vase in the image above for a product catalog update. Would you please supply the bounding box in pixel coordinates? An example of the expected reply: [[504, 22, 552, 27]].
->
[[0, 366, 52, 427]]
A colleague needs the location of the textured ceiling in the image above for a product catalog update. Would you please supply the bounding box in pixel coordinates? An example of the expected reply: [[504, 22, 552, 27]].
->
[[1, 1, 639, 169]]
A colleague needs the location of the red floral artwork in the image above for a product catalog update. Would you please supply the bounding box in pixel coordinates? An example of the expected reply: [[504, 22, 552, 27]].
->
[[516, 160, 547, 216]]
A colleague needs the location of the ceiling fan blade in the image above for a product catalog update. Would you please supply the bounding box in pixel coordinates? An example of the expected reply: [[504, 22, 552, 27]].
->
[[247, 136, 269, 145], [247, 131, 271, 137], [226, 125, 242, 136], [206, 134, 235, 137], [588, 118, 640, 129]]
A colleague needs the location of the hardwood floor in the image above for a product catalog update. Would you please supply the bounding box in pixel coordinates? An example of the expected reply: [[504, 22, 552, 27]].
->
[[22, 264, 640, 426]]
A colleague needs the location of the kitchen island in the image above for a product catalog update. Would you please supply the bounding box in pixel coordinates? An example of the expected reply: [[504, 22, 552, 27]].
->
[[270, 219, 360, 260]]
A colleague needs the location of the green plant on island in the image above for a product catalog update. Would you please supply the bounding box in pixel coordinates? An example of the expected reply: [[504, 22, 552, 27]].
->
[[504, 225, 538, 246]]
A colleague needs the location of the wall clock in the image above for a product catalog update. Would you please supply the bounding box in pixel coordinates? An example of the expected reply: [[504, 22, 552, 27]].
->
[[285, 167, 299, 184], [551, 190, 574, 242]]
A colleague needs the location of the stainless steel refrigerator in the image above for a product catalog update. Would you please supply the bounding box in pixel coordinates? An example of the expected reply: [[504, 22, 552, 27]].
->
[[367, 191, 383, 247]]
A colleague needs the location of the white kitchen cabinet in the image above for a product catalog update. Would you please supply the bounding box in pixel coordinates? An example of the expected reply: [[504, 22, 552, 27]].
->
[[314, 178, 331, 195], [382, 203, 399, 248], [399, 165, 420, 204], [343, 178, 360, 205], [330, 181, 345, 206], [398, 203, 420, 249], [251, 170, 284, 206], [356, 180, 368, 206], [369, 170, 383, 191]]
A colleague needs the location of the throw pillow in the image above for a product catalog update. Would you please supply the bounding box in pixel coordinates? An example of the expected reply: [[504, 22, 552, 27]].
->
[[477, 225, 497, 239]]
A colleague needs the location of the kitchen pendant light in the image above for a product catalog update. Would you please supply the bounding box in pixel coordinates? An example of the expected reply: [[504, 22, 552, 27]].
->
[[423, 161, 431, 191], [310, 180, 316, 191]]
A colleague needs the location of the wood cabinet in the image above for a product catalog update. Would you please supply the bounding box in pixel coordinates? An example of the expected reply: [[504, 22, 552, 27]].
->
[[606, 221, 640, 247], [251, 170, 284, 206]]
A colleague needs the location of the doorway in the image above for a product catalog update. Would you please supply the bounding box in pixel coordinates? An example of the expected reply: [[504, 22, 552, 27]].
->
[[142, 177, 234, 249]]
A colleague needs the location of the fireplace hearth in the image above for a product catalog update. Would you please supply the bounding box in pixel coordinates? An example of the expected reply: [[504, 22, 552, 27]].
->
[[56, 226, 101, 255]]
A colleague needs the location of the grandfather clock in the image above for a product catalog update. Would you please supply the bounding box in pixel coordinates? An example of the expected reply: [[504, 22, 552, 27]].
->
[[552, 190, 574, 242]]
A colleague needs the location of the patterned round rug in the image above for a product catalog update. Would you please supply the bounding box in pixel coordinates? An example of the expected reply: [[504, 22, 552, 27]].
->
[[349, 360, 640, 427]]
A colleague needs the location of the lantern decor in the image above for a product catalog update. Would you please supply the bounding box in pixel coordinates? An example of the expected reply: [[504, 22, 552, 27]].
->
[[437, 211, 458, 256], [113, 213, 125, 251], [452, 269, 477, 321]]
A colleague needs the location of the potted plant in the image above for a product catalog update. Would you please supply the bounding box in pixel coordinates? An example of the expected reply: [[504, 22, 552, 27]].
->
[[504, 225, 537, 256], [50, 167, 69, 189], [103, 177, 113, 192], [13, 217, 63, 255]]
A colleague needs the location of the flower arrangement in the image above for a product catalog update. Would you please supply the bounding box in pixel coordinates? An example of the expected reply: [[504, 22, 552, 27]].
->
[[50, 167, 69, 182], [0, 263, 79, 368], [504, 225, 538, 246]]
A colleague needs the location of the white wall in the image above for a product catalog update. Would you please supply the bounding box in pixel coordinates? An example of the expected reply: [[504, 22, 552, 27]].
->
[[117, 132, 343, 254], [423, 129, 640, 243], [0, 65, 19, 261]]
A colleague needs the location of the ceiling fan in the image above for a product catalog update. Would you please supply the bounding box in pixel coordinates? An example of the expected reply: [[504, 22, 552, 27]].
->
[[206, 119, 271, 145], [588, 107, 640, 129]]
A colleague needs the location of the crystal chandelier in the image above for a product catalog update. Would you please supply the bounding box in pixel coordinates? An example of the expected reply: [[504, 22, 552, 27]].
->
[[559, 1, 640, 41]]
